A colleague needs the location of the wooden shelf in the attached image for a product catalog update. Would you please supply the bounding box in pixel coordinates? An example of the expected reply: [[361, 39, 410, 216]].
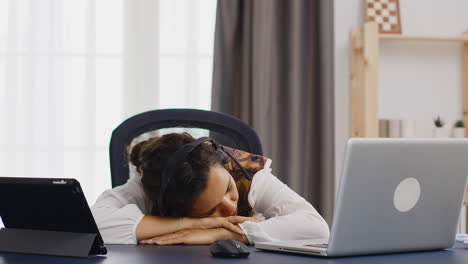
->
[[379, 34, 468, 42], [350, 22, 468, 138]]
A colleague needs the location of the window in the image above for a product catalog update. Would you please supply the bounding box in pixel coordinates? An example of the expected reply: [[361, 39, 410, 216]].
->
[[0, 0, 217, 204]]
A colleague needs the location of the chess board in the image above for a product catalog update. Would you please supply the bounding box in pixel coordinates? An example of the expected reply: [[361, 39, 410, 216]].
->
[[365, 0, 402, 34]]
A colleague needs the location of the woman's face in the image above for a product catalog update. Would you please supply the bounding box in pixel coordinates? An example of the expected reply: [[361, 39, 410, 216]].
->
[[189, 164, 239, 217]]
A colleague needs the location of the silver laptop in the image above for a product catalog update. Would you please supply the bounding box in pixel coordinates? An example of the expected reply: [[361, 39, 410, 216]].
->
[[255, 138, 468, 257]]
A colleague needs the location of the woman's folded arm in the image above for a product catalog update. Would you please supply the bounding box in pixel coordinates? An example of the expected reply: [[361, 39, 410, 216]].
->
[[91, 178, 191, 244], [239, 166, 330, 244], [91, 177, 255, 244]]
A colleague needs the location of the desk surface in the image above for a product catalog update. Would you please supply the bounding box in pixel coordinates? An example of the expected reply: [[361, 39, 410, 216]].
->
[[1, 244, 468, 264]]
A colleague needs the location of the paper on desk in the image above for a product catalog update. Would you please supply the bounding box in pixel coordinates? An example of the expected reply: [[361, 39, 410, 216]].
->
[[455, 234, 468, 243]]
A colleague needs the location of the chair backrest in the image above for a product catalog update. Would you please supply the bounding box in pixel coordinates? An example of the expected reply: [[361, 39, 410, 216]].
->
[[109, 109, 263, 187]]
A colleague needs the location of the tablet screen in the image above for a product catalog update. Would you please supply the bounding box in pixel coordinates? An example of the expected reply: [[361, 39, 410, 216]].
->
[[0, 177, 106, 255]]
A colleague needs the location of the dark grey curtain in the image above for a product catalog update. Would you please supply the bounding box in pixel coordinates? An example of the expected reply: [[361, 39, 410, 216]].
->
[[211, 0, 335, 223]]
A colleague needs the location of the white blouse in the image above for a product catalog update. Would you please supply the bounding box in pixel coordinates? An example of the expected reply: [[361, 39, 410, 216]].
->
[[90, 159, 330, 244]]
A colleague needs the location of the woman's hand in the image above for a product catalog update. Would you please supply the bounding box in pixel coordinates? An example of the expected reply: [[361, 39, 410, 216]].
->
[[190, 216, 264, 235], [139, 227, 249, 245]]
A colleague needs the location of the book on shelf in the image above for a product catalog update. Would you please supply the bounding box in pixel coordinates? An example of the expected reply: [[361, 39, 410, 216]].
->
[[379, 119, 412, 138], [457, 203, 467, 234], [388, 120, 401, 138], [378, 119, 389, 138]]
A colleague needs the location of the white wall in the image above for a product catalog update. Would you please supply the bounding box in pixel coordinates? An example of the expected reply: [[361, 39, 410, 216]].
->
[[334, 0, 468, 188]]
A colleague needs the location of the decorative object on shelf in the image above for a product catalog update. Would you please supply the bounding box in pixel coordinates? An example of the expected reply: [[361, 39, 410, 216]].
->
[[452, 120, 465, 138], [364, 0, 402, 34], [432, 116, 446, 138]]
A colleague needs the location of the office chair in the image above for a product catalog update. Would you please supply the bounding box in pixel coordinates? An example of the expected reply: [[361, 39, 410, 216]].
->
[[109, 108, 263, 188]]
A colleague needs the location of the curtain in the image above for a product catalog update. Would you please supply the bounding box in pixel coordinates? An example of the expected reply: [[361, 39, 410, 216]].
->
[[0, 0, 217, 207], [212, 0, 335, 223]]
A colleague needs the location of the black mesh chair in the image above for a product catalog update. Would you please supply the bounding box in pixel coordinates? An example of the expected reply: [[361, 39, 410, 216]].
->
[[109, 108, 263, 188]]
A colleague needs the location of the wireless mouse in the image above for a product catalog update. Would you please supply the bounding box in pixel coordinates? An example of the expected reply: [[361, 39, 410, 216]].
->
[[209, 239, 250, 258]]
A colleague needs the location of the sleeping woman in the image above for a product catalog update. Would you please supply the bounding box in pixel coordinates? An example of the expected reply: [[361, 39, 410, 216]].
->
[[91, 132, 329, 245]]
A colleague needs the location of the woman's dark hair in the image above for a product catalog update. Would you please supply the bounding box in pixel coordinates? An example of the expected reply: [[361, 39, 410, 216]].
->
[[128, 132, 224, 217]]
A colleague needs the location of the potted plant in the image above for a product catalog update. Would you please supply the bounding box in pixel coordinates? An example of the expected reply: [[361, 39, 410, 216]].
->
[[432, 116, 446, 138], [452, 120, 465, 138]]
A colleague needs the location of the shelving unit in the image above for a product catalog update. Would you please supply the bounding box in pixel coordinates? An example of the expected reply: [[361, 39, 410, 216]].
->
[[350, 22, 468, 233], [350, 22, 468, 138], [379, 34, 468, 42]]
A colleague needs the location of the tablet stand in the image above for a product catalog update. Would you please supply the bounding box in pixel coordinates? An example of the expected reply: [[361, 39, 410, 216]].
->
[[0, 228, 104, 257]]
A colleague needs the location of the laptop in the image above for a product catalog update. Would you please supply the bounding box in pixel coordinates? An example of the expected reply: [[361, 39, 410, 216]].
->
[[0, 177, 107, 256], [255, 138, 468, 257]]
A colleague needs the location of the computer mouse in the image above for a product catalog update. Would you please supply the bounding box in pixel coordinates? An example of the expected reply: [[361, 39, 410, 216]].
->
[[209, 239, 250, 258]]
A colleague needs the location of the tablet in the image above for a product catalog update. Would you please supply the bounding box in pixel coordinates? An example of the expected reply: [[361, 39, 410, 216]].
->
[[0, 177, 107, 255]]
